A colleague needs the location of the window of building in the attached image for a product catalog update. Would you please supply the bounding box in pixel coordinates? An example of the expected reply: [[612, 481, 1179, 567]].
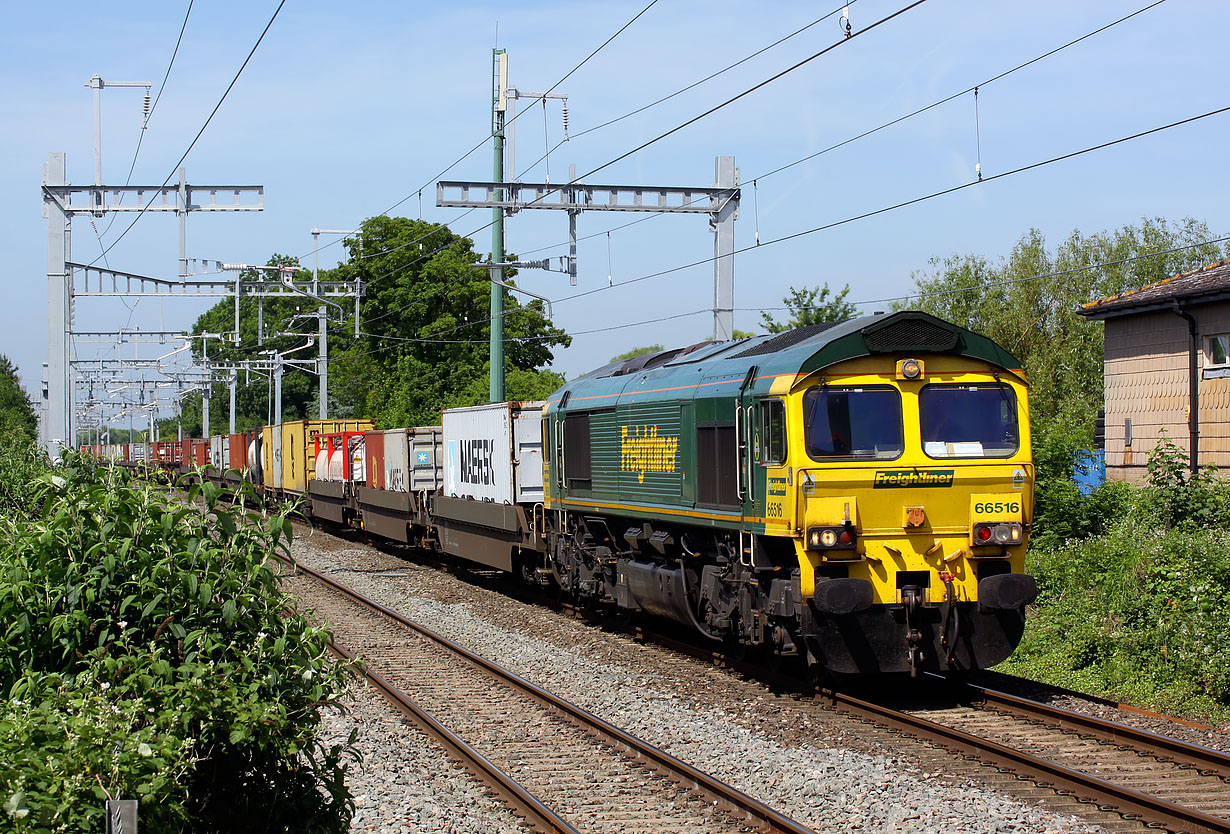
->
[[1208, 334, 1230, 367]]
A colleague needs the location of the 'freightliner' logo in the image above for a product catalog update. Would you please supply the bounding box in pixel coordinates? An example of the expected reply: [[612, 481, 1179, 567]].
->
[[874, 469, 955, 489]]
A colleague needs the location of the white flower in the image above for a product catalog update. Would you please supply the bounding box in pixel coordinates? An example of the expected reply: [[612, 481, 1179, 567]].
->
[[100, 682, 110, 691], [117, 620, 128, 629], [137, 742, 153, 757]]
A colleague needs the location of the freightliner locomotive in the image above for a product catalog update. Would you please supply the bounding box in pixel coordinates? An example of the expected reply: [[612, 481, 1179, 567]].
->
[[101, 311, 1038, 676]]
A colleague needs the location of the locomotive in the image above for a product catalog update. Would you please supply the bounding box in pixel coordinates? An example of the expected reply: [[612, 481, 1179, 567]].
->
[[108, 310, 1038, 676]]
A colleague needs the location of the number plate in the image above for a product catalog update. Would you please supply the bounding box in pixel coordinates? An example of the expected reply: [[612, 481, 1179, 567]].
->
[[969, 493, 1024, 521]]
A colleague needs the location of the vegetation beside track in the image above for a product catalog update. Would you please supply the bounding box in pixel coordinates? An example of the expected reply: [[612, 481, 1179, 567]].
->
[[0, 446, 356, 833], [1000, 437, 1230, 725]]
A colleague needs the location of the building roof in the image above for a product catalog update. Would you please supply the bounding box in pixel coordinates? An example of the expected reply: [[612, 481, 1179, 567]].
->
[[1079, 260, 1230, 320]]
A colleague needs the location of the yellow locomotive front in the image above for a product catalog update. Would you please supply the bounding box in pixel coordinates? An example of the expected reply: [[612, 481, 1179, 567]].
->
[[772, 353, 1036, 675]]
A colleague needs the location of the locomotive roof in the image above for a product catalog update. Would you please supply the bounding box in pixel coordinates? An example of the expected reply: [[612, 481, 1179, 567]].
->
[[559, 310, 1022, 396], [549, 311, 1024, 409]]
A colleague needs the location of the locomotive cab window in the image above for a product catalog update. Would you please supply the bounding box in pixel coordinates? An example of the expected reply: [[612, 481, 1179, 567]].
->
[[760, 399, 787, 465], [802, 386, 903, 461], [920, 383, 1019, 458]]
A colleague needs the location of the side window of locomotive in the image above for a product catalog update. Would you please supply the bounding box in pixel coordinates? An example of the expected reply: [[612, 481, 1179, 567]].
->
[[563, 412, 593, 489], [802, 386, 903, 461], [760, 399, 787, 465], [919, 383, 1019, 458]]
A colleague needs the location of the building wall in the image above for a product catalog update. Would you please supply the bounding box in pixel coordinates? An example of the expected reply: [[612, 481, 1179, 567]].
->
[[1103, 304, 1230, 483]]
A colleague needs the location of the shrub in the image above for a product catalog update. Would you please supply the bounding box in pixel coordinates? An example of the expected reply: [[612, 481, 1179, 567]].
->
[[0, 452, 356, 833], [1007, 438, 1230, 721]]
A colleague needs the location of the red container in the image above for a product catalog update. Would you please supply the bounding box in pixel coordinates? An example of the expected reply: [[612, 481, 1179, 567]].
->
[[364, 430, 386, 489], [228, 433, 249, 470]]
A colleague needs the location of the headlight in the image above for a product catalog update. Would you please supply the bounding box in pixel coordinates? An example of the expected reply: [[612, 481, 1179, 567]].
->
[[972, 522, 1023, 547], [807, 526, 856, 550]]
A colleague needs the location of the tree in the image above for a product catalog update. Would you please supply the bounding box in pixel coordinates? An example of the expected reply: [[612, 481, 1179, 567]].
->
[[760, 283, 857, 333], [0, 355, 37, 444], [610, 345, 663, 362], [896, 216, 1229, 478], [183, 218, 571, 431]]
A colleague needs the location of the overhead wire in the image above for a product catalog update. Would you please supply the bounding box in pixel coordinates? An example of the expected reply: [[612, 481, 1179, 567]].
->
[[510, 1, 858, 183], [517, 0, 1170, 260], [356, 1, 921, 328], [392, 102, 1230, 346], [87, 0, 287, 267], [309, 0, 664, 263]]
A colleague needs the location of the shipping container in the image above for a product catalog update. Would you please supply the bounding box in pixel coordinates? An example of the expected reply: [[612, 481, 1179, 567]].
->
[[268, 420, 373, 496], [210, 436, 224, 469], [313, 431, 366, 482], [364, 430, 386, 489], [227, 433, 248, 471], [261, 425, 280, 490], [443, 402, 544, 505], [374, 427, 443, 493]]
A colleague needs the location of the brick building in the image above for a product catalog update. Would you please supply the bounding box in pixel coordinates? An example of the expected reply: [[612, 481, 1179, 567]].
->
[[1078, 260, 1230, 483]]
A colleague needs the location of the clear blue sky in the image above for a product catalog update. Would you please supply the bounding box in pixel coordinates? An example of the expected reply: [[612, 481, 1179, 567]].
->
[[3, 0, 1228, 412]]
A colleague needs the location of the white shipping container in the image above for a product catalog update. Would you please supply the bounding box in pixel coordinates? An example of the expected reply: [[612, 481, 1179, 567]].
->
[[210, 436, 223, 468], [270, 431, 284, 489], [222, 436, 230, 469], [384, 429, 409, 492], [410, 427, 443, 493], [443, 402, 544, 504]]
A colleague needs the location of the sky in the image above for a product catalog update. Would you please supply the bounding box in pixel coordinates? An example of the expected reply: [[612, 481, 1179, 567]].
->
[[3, 0, 1229, 428]]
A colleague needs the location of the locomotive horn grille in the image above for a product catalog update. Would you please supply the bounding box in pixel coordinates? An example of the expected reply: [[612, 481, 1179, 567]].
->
[[862, 315, 960, 353]]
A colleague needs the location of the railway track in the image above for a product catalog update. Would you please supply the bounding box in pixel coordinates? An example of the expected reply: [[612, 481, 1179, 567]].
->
[[822, 679, 1230, 834], [287, 522, 1230, 833], [279, 557, 818, 834]]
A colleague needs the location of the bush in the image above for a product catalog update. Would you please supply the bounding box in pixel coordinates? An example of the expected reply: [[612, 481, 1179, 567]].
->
[[0, 452, 356, 833], [1004, 438, 1230, 722]]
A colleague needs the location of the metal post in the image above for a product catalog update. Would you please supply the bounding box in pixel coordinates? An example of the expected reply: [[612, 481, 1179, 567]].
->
[[490, 49, 508, 403], [712, 155, 738, 341], [178, 168, 188, 280], [90, 75, 102, 215], [313, 231, 327, 419], [274, 354, 283, 425], [229, 371, 237, 435], [45, 153, 69, 457]]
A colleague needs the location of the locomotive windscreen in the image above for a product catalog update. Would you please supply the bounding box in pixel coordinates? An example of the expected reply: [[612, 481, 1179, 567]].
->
[[803, 386, 903, 460], [919, 384, 1019, 458]]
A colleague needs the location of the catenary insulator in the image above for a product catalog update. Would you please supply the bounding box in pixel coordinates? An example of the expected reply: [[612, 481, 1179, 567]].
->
[[561, 103, 569, 141]]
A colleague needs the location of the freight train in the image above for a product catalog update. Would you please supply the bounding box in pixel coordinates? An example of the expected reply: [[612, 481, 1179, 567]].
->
[[97, 311, 1038, 676]]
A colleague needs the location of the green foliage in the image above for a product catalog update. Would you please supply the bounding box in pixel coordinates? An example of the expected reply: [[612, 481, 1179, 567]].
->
[[609, 345, 663, 362], [182, 218, 571, 431], [760, 283, 856, 333], [898, 217, 1227, 480], [0, 355, 37, 445], [0, 453, 355, 833], [1004, 439, 1230, 721], [731, 329, 755, 340], [0, 442, 49, 520]]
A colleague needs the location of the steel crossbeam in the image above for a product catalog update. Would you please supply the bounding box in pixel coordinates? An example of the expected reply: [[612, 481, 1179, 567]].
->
[[67, 263, 363, 298]]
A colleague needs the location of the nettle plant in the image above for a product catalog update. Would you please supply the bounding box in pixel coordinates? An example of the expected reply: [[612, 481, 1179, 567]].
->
[[0, 452, 357, 834]]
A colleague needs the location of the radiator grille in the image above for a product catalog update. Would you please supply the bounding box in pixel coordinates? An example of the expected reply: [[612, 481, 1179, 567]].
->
[[862, 317, 958, 353]]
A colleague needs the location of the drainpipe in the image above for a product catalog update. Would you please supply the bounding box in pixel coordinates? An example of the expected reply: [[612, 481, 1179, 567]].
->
[[1172, 302, 1199, 477]]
